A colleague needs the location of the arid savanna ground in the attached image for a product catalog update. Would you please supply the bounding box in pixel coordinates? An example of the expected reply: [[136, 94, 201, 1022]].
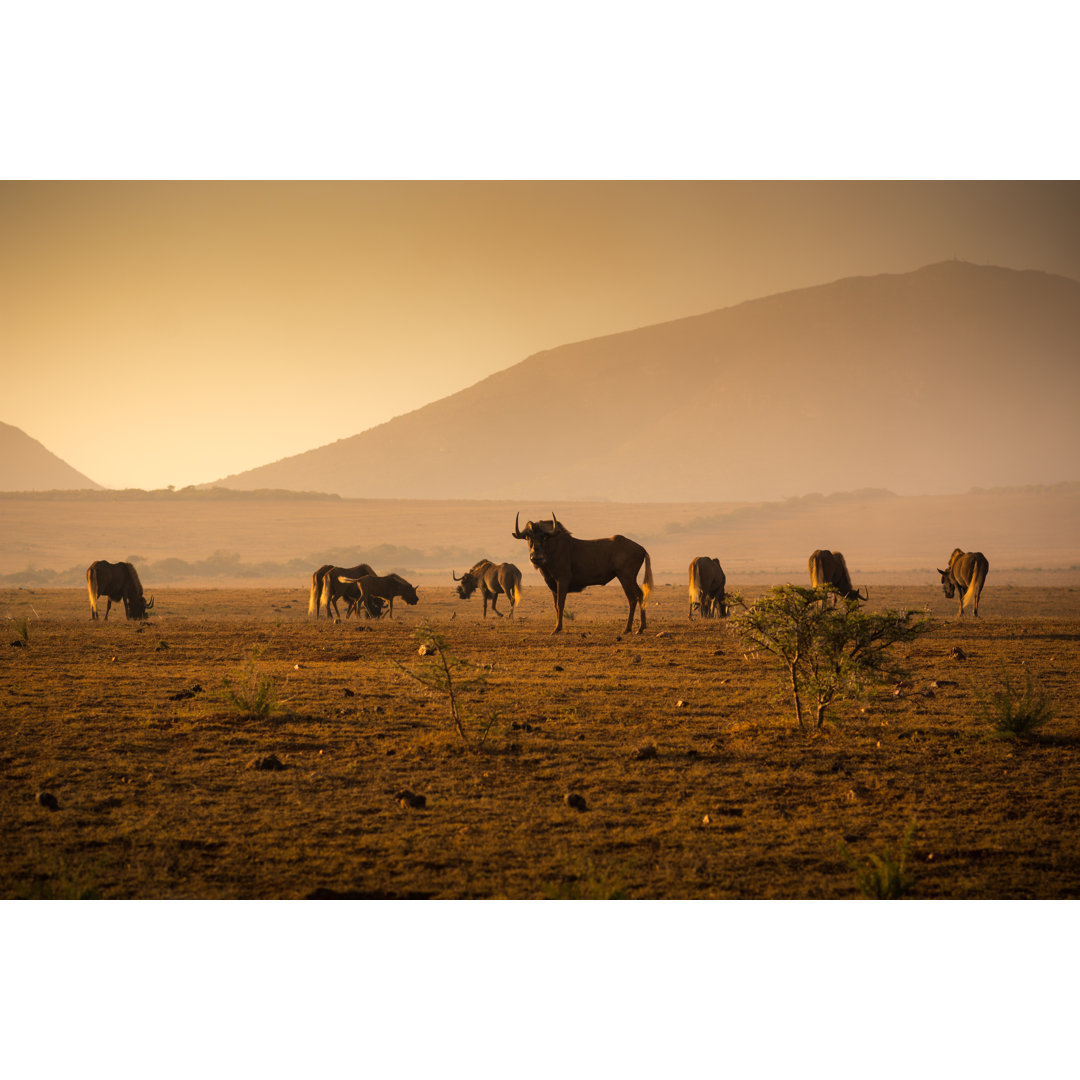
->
[[3, 581, 1079, 899]]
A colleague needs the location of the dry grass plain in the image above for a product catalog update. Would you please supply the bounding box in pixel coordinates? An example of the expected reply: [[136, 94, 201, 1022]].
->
[[3, 580, 1080, 900]]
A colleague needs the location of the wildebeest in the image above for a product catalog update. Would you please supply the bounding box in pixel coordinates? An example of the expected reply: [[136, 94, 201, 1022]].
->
[[87, 560, 154, 621], [453, 559, 523, 618], [808, 549, 868, 602], [512, 512, 653, 634], [310, 563, 376, 619], [688, 556, 727, 618], [938, 548, 989, 617], [325, 572, 419, 621]]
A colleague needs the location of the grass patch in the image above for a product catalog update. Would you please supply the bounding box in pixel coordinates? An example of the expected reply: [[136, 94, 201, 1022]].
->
[[837, 821, 917, 899], [979, 672, 1056, 739], [221, 646, 278, 719]]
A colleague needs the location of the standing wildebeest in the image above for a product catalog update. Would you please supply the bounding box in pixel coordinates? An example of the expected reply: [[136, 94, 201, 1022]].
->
[[938, 548, 989, 617], [808, 549, 868, 602], [87, 560, 154, 621], [512, 512, 653, 634], [325, 572, 419, 621], [453, 559, 523, 618], [310, 563, 376, 619], [688, 556, 727, 618]]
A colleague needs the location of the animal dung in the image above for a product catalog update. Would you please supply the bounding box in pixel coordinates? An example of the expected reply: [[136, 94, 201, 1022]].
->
[[564, 792, 587, 811], [36, 791, 59, 811]]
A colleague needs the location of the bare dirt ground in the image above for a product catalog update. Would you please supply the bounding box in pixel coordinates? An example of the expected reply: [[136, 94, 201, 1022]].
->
[[3, 581, 1079, 899]]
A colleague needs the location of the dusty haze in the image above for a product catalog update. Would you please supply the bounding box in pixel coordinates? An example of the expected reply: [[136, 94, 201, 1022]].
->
[[3, 181, 1078, 491]]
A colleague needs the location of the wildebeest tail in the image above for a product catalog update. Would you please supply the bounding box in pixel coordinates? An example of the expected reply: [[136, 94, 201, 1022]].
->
[[963, 557, 988, 609], [87, 564, 98, 617], [512, 579, 522, 608], [308, 570, 321, 615], [641, 550, 654, 602]]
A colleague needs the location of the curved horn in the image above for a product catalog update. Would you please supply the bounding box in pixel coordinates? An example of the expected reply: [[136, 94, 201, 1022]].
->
[[512, 512, 524, 539], [452, 570, 462, 581], [858, 586, 869, 601], [146, 596, 155, 610], [551, 511, 559, 529], [936, 568, 948, 576]]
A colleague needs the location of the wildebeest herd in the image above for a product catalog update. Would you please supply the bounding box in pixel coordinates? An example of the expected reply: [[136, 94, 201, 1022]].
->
[[85, 516, 991, 630]]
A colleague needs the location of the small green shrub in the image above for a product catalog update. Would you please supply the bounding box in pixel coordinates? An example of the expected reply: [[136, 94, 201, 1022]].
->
[[838, 822, 917, 899], [979, 672, 1055, 739], [394, 623, 497, 747], [222, 646, 278, 719]]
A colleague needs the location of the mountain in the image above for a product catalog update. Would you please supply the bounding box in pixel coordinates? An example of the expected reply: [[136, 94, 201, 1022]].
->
[[0, 422, 103, 491], [212, 261, 1080, 502]]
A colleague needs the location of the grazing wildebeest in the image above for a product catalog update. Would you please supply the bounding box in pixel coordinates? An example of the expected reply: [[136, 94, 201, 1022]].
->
[[327, 572, 419, 621], [453, 559, 523, 618], [688, 556, 727, 619], [938, 548, 989, 617], [87, 560, 154, 621], [311, 563, 376, 619], [512, 512, 653, 634], [808, 549, 868, 602]]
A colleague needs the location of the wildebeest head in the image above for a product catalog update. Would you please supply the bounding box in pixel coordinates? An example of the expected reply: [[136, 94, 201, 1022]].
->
[[453, 569, 478, 600], [512, 512, 566, 568], [937, 567, 956, 599]]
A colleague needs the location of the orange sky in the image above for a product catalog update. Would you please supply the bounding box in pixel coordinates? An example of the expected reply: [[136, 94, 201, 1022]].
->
[[2, 180, 1078, 489]]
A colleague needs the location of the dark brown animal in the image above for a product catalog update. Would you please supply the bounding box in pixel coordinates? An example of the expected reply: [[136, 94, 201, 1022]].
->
[[87, 560, 154, 621], [453, 559, 523, 618], [328, 572, 419, 621], [808, 549, 867, 602], [512, 512, 653, 634], [938, 548, 989, 617], [312, 563, 376, 619], [688, 556, 727, 618]]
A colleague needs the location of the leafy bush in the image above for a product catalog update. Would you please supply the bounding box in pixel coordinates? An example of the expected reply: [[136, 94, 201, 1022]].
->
[[733, 585, 933, 730]]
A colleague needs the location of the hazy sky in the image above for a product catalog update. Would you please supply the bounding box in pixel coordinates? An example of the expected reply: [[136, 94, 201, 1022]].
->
[[3, 180, 1079, 489]]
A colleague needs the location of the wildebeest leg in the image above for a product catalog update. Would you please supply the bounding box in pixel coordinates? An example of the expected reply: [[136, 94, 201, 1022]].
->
[[103, 597, 113, 621], [552, 584, 567, 633], [489, 593, 503, 617], [621, 578, 644, 634]]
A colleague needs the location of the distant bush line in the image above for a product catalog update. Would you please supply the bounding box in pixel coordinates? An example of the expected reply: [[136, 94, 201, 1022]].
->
[[0, 487, 340, 502], [1, 544, 480, 587]]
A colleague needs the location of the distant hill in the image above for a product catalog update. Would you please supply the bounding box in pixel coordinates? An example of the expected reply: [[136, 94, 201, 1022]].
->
[[212, 262, 1080, 502], [0, 422, 103, 491]]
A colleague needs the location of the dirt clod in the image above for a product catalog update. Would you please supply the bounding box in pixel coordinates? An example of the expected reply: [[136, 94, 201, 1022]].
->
[[564, 792, 587, 811], [250, 754, 286, 771], [396, 789, 426, 809], [36, 791, 59, 811]]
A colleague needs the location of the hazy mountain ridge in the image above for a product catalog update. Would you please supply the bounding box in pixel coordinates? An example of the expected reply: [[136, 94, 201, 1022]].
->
[[0, 422, 103, 492], [210, 261, 1080, 502]]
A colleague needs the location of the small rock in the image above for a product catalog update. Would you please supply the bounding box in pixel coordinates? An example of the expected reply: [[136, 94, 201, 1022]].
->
[[629, 654, 642, 664], [702, 814, 711, 825], [418, 643, 436, 656], [36, 791, 59, 811], [676, 699, 687, 708], [396, 789, 426, 809], [930, 680, 957, 689], [564, 792, 587, 812], [343, 688, 355, 697], [10, 639, 26, 648], [553, 664, 564, 672], [950, 646, 967, 661], [656, 631, 668, 638]]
